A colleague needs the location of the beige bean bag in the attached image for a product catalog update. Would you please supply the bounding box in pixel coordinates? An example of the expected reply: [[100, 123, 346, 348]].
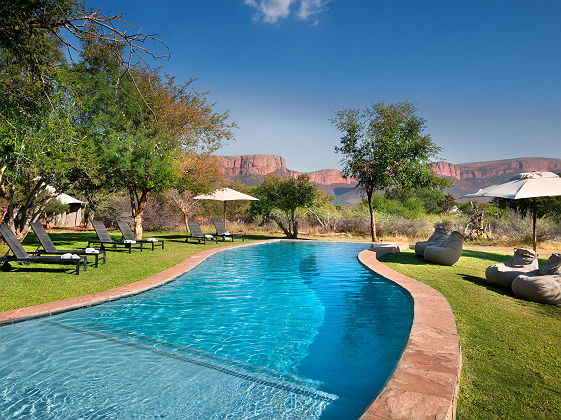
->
[[512, 253, 561, 306], [415, 227, 449, 257], [424, 231, 464, 266], [485, 248, 538, 289]]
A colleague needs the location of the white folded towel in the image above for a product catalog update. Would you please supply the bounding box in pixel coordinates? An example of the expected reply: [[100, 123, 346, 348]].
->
[[205, 234, 214, 239], [85, 248, 99, 254], [61, 253, 80, 260], [124, 239, 137, 244], [146, 238, 158, 242]]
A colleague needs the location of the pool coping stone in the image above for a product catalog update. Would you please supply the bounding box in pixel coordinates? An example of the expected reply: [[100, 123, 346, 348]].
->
[[358, 247, 461, 420]]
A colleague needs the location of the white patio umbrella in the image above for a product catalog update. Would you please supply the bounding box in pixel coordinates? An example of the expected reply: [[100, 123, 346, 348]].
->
[[461, 172, 561, 251], [194, 188, 258, 228]]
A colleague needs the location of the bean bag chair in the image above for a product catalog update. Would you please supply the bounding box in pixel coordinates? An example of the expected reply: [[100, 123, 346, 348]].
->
[[512, 253, 561, 306], [423, 231, 464, 266], [485, 248, 538, 289], [415, 227, 449, 257]]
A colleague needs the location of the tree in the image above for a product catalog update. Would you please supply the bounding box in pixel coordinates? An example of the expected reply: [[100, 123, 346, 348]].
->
[[0, 0, 167, 239], [0, 0, 168, 78], [332, 100, 449, 242], [252, 175, 318, 238], [0, 43, 96, 239], [96, 67, 236, 239], [166, 152, 225, 232]]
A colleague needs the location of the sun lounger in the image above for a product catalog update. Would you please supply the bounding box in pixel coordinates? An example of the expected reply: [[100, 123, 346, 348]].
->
[[0, 224, 86, 275], [485, 248, 538, 289], [213, 219, 244, 242], [423, 231, 464, 266], [30, 222, 106, 268], [88, 221, 144, 253], [415, 227, 449, 257], [186, 221, 217, 244], [116, 221, 164, 251]]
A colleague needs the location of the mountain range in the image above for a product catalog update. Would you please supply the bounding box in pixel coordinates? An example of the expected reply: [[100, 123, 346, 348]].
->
[[216, 155, 561, 203]]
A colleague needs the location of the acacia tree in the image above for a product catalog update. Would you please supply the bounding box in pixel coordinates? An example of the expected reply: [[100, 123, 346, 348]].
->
[[166, 152, 225, 232], [0, 0, 167, 239], [332, 100, 449, 242], [0, 43, 97, 238], [99, 68, 236, 239], [252, 174, 318, 238]]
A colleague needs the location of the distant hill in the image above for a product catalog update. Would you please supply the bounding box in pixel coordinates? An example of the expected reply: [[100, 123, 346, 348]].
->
[[216, 154, 561, 204]]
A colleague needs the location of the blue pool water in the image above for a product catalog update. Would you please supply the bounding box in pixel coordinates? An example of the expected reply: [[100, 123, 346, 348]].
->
[[0, 241, 412, 419]]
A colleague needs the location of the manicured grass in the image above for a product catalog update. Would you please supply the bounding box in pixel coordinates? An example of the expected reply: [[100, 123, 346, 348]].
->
[[379, 249, 561, 420], [0, 230, 277, 312]]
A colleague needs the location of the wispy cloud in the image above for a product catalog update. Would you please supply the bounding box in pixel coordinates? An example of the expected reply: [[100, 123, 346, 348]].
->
[[245, 0, 329, 24]]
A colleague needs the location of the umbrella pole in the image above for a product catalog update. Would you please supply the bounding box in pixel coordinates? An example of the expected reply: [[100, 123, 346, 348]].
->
[[224, 201, 227, 229], [532, 197, 537, 253]]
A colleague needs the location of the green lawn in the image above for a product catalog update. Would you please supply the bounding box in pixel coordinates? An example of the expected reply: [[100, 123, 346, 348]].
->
[[0, 230, 277, 312], [379, 249, 561, 420]]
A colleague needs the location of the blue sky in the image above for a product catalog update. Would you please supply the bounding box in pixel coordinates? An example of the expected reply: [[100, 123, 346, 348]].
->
[[88, 0, 560, 172]]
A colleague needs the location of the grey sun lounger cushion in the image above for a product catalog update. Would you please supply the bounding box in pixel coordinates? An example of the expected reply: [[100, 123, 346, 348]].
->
[[0, 224, 86, 275], [415, 227, 449, 257], [423, 231, 464, 266], [511, 254, 561, 306], [485, 248, 538, 289], [30, 222, 106, 268], [213, 219, 244, 242], [186, 221, 217, 244], [116, 221, 164, 251], [88, 221, 143, 253]]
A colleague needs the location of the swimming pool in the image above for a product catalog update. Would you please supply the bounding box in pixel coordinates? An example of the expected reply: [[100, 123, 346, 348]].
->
[[0, 241, 413, 419]]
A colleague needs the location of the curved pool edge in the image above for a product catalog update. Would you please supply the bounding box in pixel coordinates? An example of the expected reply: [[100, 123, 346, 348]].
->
[[0, 239, 280, 325], [358, 249, 462, 420]]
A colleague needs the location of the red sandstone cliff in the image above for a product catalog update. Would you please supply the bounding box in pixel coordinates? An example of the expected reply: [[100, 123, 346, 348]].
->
[[217, 155, 288, 178], [432, 157, 561, 180], [217, 154, 561, 200]]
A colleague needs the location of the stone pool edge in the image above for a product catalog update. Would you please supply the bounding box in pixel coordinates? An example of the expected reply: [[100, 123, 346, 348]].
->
[[358, 248, 462, 420], [0, 239, 279, 325]]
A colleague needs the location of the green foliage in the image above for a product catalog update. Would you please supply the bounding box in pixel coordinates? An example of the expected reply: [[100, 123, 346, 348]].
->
[[252, 175, 318, 238], [494, 196, 561, 222], [42, 199, 70, 223], [370, 195, 426, 219], [386, 187, 456, 214], [332, 100, 450, 241]]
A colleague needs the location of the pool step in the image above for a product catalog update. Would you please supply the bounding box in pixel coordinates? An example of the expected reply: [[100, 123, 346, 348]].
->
[[44, 319, 338, 403]]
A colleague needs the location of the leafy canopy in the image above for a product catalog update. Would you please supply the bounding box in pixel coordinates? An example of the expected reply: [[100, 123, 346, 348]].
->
[[332, 100, 449, 241], [252, 175, 318, 238]]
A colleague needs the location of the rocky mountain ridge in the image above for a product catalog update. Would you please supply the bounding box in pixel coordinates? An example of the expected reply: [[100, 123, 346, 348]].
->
[[217, 154, 561, 202]]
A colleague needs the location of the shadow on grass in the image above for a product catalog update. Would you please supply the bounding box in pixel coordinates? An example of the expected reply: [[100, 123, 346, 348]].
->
[[459, 273, 514, 297], [378, 252, 430, 266], [461, 249, 511, 263], [5, 265, 78, 275]]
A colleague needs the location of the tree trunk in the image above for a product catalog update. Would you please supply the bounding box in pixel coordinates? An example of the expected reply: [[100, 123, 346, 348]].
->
[[367, 190, 378, 242], [272, 216, 290, 237], [291, 209, 298, 238], [183, 213, 190, 232], [129, 188, 151, 240]]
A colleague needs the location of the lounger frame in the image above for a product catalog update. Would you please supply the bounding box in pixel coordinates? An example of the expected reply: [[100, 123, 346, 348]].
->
[[30, 222, 106, 268], [0, 224, 86, 275]]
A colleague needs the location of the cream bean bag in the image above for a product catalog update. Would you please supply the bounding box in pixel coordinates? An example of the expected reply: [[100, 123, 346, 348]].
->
[[424, 231, 464, 266], [485, 248, 538, 289], [512, 254, 561, 306], [415, 227, 449, 257]]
